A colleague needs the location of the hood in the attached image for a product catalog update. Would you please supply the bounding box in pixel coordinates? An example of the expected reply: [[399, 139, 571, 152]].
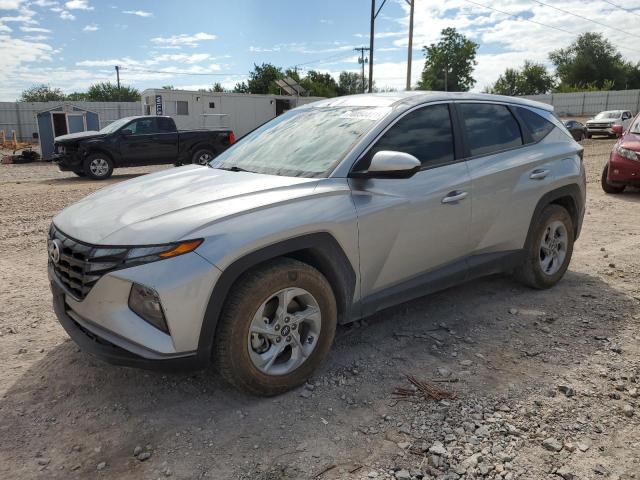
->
[[586, 117, 619, 124], [620, 131, 640, 151], [54, 130, 104, 143], [53, 165, 320, 245]]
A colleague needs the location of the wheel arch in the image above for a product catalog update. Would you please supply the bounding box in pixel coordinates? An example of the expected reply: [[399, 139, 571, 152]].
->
[[84, 148, 116, 166], [189, 143, 217, 160], [525, 185, 583, 248], [196, 232, 357, 366]]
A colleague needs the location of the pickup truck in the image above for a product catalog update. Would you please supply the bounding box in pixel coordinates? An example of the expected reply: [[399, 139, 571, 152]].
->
[[53, 115, 235, 179]]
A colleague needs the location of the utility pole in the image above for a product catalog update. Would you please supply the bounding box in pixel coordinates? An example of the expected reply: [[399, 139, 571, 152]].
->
[[444, 66, 448, 92], [368, 0, 388, 93], [115, 65, 121, 89], [405, 0, 415, 91], [354, 47, 370, 93]]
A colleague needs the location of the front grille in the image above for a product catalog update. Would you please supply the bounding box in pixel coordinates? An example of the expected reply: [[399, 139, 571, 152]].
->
[[589, 123, 610, 128], [49, 227, 128, 300]]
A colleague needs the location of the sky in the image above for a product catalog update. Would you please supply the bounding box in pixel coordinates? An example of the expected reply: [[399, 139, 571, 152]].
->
[[2, 0, 640, 101]]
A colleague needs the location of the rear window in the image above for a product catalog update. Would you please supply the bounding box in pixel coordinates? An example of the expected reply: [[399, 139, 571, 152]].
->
[[459, 103, 522, 157], [516, 107, 555, 143]]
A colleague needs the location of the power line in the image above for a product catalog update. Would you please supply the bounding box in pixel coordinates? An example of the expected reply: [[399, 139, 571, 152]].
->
[[120, 67, 245, 76], [293, 51, 354, 68], [531, 0, 640, 40], [461, 0, 640, 55], [601, 0, 640, 18]]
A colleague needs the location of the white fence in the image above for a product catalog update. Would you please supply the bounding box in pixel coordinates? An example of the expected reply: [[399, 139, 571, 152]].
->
[[523, 90, 640, 116], [0, 101, 141, 141]]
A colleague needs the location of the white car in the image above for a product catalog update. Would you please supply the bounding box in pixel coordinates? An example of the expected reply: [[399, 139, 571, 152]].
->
[[586, 110, 633, 138]]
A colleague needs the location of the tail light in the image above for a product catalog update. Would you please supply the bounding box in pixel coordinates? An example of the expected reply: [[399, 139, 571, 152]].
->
[[228, 132, 235, 145]]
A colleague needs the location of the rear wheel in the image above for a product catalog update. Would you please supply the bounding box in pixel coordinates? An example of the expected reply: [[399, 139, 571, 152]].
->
[[214, 258, 337, 396], [601, 164, 625, 194], [192, 148, 215, 166], [83, 153, 113, 180], [515, 204, 574, 289]]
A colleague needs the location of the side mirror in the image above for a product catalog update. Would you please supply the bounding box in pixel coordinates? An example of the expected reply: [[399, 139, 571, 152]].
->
[[612, 124, 623, 137], [351, 150, 421, 179], [120, 129, 133, 136]]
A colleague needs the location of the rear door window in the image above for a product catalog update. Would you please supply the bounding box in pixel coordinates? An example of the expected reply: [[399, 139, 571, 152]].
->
[[515, 107, 556, 143], [458, 103, 522, 157]]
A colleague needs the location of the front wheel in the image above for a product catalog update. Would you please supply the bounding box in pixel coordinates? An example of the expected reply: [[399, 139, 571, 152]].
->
[[83, 153, 113, 180], [601, 164, 625, 194], [192, 148, 215, 166], [514, 204, 574, 289], [213, 258, 337, 396]]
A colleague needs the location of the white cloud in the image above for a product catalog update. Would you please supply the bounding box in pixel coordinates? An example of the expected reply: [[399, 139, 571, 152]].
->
[[123, 10, 152, 17], [59, 10, 74, 20], [82, 23, 97, 31], [64, 0, 91, 10], [0, 24, 10, 31], [0, 0, 23, 9], [20, 25, 50, 32], [150, 32, 217, 47], [31, 0, 58, 6]]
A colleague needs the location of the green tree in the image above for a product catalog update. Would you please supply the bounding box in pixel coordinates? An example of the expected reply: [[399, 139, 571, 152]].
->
[[232, 81, 250, 93], [337, 71, 362, 95], [18, 84, 66, 102], [549, 33, 629, 90], [85, 82, 140, 101], [247, 63, 284, 94], [210, 82, 225, 92], [300, 70, 339, 97], [161, 85, 174, 90], [66, 92, 89, 101], [417, 28, 478, 92], [489, 61, 554, 96]]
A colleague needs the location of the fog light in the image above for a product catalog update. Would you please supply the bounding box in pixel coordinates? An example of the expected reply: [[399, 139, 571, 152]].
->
[[128, 283, 169, 333]]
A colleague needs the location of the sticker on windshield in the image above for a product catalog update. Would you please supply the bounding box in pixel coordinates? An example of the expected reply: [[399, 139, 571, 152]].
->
[[339, 107, 390, 121]]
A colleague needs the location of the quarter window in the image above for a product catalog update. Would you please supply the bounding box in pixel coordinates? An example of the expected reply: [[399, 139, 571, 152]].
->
[[516, 107, 555, 143], [366, 104, 455, 169], [459, 103, 522, 157]]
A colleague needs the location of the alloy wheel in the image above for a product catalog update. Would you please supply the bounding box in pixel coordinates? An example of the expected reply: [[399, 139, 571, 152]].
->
[[247, 287, 321, 376], [89, 158, 110, 177], [539, 220, 568, 275]]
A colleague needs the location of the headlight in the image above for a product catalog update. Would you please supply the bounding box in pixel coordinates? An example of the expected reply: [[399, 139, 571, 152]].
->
[[616, 146, 638, 161], [125, 239, 203, 263], [128, 283, 168, 333]]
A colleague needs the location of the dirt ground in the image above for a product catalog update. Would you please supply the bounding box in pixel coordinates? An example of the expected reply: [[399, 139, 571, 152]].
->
[[0, 140, 638, 480]]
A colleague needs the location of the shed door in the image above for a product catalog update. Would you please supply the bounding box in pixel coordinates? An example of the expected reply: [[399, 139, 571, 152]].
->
[[37, 112, 55, 159], [67, 114, 85, 134]]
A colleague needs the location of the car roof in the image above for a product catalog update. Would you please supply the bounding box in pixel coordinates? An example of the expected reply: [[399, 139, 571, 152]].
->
[[305, 91, 554, 112]]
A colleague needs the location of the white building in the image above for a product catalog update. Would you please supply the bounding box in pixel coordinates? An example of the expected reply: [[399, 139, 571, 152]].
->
[[141, 89, 323, 138]]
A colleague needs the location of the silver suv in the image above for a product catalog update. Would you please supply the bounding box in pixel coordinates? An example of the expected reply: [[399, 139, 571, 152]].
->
[[48, 92, 586, 395]]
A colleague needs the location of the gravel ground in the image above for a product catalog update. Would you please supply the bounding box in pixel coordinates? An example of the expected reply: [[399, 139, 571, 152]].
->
[[0, 139, 639, 480]]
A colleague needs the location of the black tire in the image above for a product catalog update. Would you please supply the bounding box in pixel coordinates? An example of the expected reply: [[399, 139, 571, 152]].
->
[[578, 132, 585, 141], [214, 258, 337, 396], [191, 148, 215, 166], [73, 171, 85, 177], [601, 164, 625, 194], [514, 204, 574, 289], [83, 153, 113, 180]]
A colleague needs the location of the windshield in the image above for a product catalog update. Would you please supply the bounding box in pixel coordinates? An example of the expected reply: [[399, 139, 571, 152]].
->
[[99, 117, 134, 134], [209, 106, 390, 177], [594, 112, 620, 120]]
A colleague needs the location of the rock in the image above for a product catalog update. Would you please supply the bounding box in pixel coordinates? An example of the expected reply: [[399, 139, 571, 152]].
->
[[564, 441, 576, 452], [509, 308, 518, 315], [577, 442, 590, 452], [622, 404, 634, 417], [133, 446, 143, 456], [137, 452, 152, 461], [397, 442, 410, 449], [460, 360, 473, 367], [299, 389, 312, 399], [96, 462, 106, 471], [367, 471, 379, 478], [558, 385, 576, 397], [461, 453, 482, 469], [475, 425, 490, 437], [593, 464, 609, 476], [608, 263, 616, 268], [557, 466, 576, 480], [37, 458, 50, 466], [542, 437, 563, 452], [429, 442, 447, 456], [395, 469, 411, 480], [437, 367, 452, 377], [629, 387, 638, 398]]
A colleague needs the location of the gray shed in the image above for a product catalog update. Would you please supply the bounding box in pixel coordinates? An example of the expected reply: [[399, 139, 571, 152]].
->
[[37, 104, 100, 159]]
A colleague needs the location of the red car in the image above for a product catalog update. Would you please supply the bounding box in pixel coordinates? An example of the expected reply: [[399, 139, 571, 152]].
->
[[602, 122, 640, 193]]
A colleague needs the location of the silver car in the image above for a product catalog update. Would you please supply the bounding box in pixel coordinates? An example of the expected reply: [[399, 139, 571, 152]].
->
[[48, 92, 586, 395], [586, 110, 633, 138]]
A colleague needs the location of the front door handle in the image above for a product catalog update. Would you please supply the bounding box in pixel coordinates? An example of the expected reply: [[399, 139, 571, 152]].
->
[[441, 191, 468, 204], [530, 169, 550, 180]]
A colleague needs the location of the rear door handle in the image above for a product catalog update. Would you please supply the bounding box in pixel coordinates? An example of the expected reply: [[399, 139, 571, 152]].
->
[[441, 191, 468, 204], [530, 169, 550, 180]]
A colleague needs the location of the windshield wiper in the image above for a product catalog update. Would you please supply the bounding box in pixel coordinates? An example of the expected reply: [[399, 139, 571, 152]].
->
[[215, 165, 253, 173]]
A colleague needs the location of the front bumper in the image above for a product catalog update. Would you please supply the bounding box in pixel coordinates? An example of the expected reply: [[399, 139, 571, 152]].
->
[[48, 247, 221, 370], [51, 152, 82, 171], [608, 153, 640, 185], [586, 125, 615, 135]]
